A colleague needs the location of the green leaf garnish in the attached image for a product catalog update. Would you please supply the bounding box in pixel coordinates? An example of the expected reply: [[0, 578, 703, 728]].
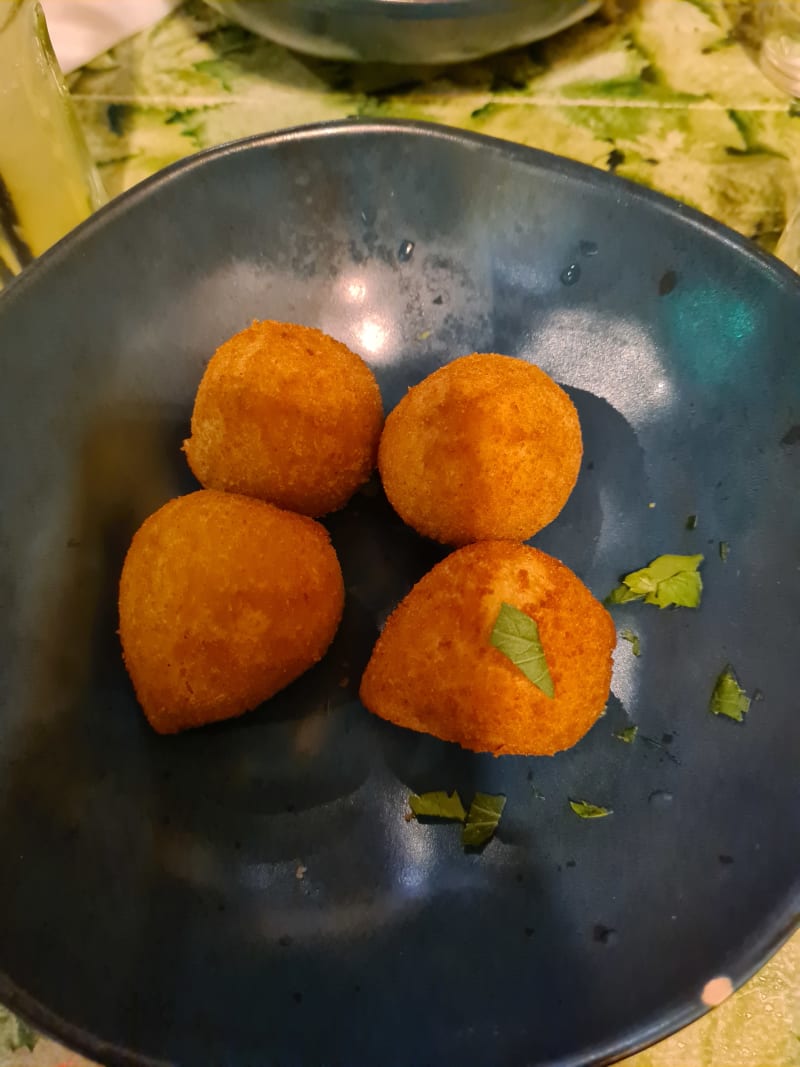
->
[[624, 554, 703, 594], [719, 541, 730, 562], [606, 554, 703, 609], [709, 665, 750, 722], [462, 792, 506, 847], [646, 569, 703, 608], [490, 602, 554, 698], [619, 628, 641, 656], [409, 791, 466, 821], [569, 799, 612, 819], [614, 724, 638, 743], [686, 514, 698, 530], [606, 583, 643, 605]]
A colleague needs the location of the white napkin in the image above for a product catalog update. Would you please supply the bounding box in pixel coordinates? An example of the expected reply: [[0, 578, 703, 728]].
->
[[41, 0, 182, 73]]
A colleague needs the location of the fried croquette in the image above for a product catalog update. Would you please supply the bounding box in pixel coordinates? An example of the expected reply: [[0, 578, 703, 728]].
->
[[378, 353, 582, 545], [119, 490, 344, 733], [359, 541, 615, 756], [183, 320, 384, 517]]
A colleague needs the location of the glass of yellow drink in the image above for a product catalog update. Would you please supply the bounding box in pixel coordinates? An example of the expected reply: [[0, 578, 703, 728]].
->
[[0, 0, 105, 286]]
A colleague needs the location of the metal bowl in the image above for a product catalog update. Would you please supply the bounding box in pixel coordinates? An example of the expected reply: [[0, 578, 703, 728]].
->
[[203, 0, 602, 64]]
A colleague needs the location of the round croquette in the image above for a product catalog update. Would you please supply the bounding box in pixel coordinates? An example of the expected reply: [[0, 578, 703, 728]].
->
[[378, 353, 582, 545], [183, 320, 384, 517], [359, 541, 615, 756], [119, 490, 344, 733]]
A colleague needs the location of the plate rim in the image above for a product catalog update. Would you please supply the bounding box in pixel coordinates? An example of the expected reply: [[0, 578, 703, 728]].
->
[[0, 117, 798, 1067], [3, 116, 800, 313]]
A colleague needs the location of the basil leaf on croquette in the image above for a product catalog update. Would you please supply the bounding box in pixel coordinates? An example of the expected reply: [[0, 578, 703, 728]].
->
[[409, 791, 467, 821], [606, 554, 703, 609], [462, 793, 506, 847], [359, 541, 615, 756], [490, 602, 554, 698], [709, 665, 750, 722]]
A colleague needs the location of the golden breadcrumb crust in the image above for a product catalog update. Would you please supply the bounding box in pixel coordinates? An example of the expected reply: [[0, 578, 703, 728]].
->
[[119, 490, 344, 733], [378, 353, 582, 545], [184, 320, 384, 516], [360, 541, 615, 756]]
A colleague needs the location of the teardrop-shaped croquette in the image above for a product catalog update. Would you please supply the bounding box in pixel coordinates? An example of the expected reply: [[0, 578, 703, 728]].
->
[[360, 542, 615, 756], [378, 353, 582, 545], [119, 490, 344, 733], [184, 320, 384, 517]]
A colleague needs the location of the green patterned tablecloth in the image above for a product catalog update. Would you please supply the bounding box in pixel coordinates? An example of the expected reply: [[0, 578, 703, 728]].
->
[[2, 1, 797, 1064], [68, 0, 800, 250]]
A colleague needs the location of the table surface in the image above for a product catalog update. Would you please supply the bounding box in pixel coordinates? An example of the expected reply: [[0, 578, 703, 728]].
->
[[1, 0, 798, 1064]]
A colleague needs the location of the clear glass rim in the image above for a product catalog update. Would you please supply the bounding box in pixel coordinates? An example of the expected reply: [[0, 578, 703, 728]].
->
[[0, 0, 25, 36]]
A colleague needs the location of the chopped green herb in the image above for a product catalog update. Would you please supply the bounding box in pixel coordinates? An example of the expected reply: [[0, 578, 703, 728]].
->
[[709, 665, 750, 722], [462, 793, 506, 847], [686, 514, 698, 530], [719, 541, 730, 562], [409, 791, 466, 821], [606, 554, 703, 609], [646, 568, 703, 608], [620, 628, 641, 656], [614, 724, 638, 743], [569, 799, 612, 819], [606, 583, 644, 605], [624, 554, 703, 594], [490, 602, 554, 697]]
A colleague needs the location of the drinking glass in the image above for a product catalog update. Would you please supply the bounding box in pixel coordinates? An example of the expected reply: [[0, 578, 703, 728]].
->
[[0, 0, 105, 286]]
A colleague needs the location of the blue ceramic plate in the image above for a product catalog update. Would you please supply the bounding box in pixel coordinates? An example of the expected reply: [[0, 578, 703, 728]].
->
[[0, 121, 798, 1067]]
